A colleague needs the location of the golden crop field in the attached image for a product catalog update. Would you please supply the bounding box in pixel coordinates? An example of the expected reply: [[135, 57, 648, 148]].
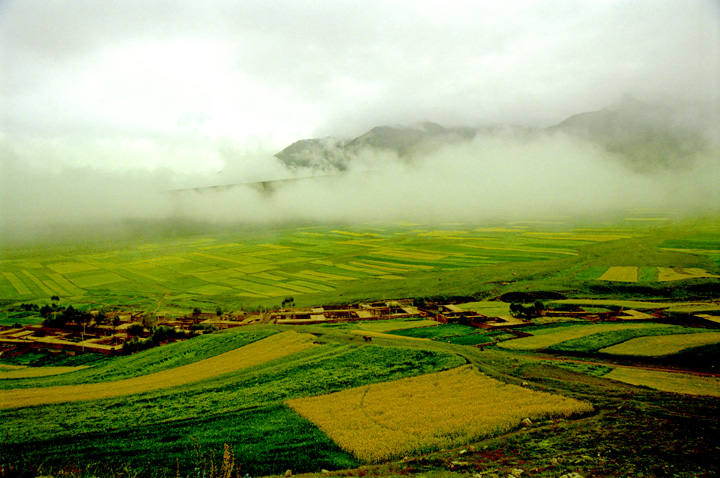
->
[[657, 267, 720, 282], [497, 324, 648, 351], [600, 332, 720, 356], [605, 368, 720, 397], [287, 365, 593, 462], [598, 266, 638, 282], [0, 331, 316, 409], [523, 232, 634, 242]]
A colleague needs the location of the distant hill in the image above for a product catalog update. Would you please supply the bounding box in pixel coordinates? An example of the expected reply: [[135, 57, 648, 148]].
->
[[274, 98, 715, 174], [547, 95, 710, 172], [275, 122, 479, 172], [274, 137, 348, 171]]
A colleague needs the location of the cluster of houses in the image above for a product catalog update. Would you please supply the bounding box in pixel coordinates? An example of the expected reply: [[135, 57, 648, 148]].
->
[[0, 310, 250, 357], [270, 299, 530, 328], [0, 297, 665, 358]]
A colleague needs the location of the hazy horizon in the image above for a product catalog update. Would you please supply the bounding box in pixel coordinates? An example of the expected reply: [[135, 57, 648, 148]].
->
[[1, 1, 719, 241]]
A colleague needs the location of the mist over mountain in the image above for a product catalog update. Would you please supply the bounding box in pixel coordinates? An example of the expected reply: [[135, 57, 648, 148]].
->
[[548, 96, 715, 172], [3, 97, 719, 246], [275, 122, 482, 173], [274, 99, 717, 175]]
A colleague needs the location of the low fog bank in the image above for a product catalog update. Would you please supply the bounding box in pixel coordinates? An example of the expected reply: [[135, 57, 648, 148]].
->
[[175, 132, 720, 224], [2, 132, 719, 245]]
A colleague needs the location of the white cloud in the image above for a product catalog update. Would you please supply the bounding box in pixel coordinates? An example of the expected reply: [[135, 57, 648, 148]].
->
[[0, 0, 718, 177]]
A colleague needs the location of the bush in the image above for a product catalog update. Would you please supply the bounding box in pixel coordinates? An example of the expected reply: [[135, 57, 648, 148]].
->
[[126, 323, 146, 336]]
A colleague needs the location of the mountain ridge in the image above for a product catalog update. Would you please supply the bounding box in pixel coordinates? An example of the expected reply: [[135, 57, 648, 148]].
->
[[274, 98, 715, 174]]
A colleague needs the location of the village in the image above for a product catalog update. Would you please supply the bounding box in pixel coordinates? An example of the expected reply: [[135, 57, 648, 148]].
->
[[0, 298, 659, 358]]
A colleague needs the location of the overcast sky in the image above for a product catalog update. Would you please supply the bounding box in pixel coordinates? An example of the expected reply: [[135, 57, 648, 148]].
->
[[1, 0, 719, 176]]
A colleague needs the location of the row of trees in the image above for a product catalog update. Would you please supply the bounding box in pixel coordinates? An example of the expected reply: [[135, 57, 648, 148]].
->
[[509, 301, 545, 318], [40, 303, 107, 328]]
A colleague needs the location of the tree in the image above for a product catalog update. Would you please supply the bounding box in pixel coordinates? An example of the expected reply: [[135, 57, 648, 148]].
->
[[142, 313, 156, 329], [281, 297, 295, 308], [510, 302, 543, 319], [533, 300, 545, 315], [127, 323, 145, 336], [95, 308, 108, 325]]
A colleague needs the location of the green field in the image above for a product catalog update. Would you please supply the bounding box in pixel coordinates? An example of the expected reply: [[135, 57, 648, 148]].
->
[[2, 218, 720, 477], [1, 325, 470, 475], [388, 323, 508, 345], [496, 322, 720, 356], [1, 219, 719, 320], [0, 224, 594, 314], [2, 320, 719, 477]]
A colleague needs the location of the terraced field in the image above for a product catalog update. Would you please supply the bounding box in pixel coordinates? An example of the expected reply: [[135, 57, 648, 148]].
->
[[600, 331, 720, 357], [0, 325, 468, 473], [579, 265, 719, 282], [0, 224, 613, 312], [1, 320, 719, 476], [498, 323, 720, 355], [2, 219, 720, 477], [0, 330, 316, 409], [605, 368, 720, 396]]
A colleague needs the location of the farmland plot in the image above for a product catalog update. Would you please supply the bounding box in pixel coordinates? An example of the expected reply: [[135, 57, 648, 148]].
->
[[288, 365, 592, 461], [600, 331, 720, 356], [605, 368, 720, 396], [657, 267, 720, 281], [3, 222, 700, 308], [598, 266, 638, 282], [498, 324, 652, 351], [0, 331, 315, 409], [0, 365, 90, 379]]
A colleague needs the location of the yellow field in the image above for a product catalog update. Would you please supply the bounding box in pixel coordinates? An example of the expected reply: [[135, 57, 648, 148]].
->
[[1, 272, 31, 295], [657, 267, 720, 281], [598, 266, 638, 282], [523, 232, 633, 242], [459, 244, 577, 256], [287, 365, 593, 462], [0, 331, 316, 409], [331, 230, 379, 237], [600, 332, 720, 356], [351, 261, 407, 273], [370, 248, 448, 261], [360, 259, 432, 270], [497, 324, 649, 351], [46, 262, 98, 274], [605, 368, 720, 397]]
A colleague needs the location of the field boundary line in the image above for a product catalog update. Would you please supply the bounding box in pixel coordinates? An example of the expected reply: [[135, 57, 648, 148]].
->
[[1, 272, 31, 295], [21, 270, 54, 295], [0, 331, 316, 409]]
